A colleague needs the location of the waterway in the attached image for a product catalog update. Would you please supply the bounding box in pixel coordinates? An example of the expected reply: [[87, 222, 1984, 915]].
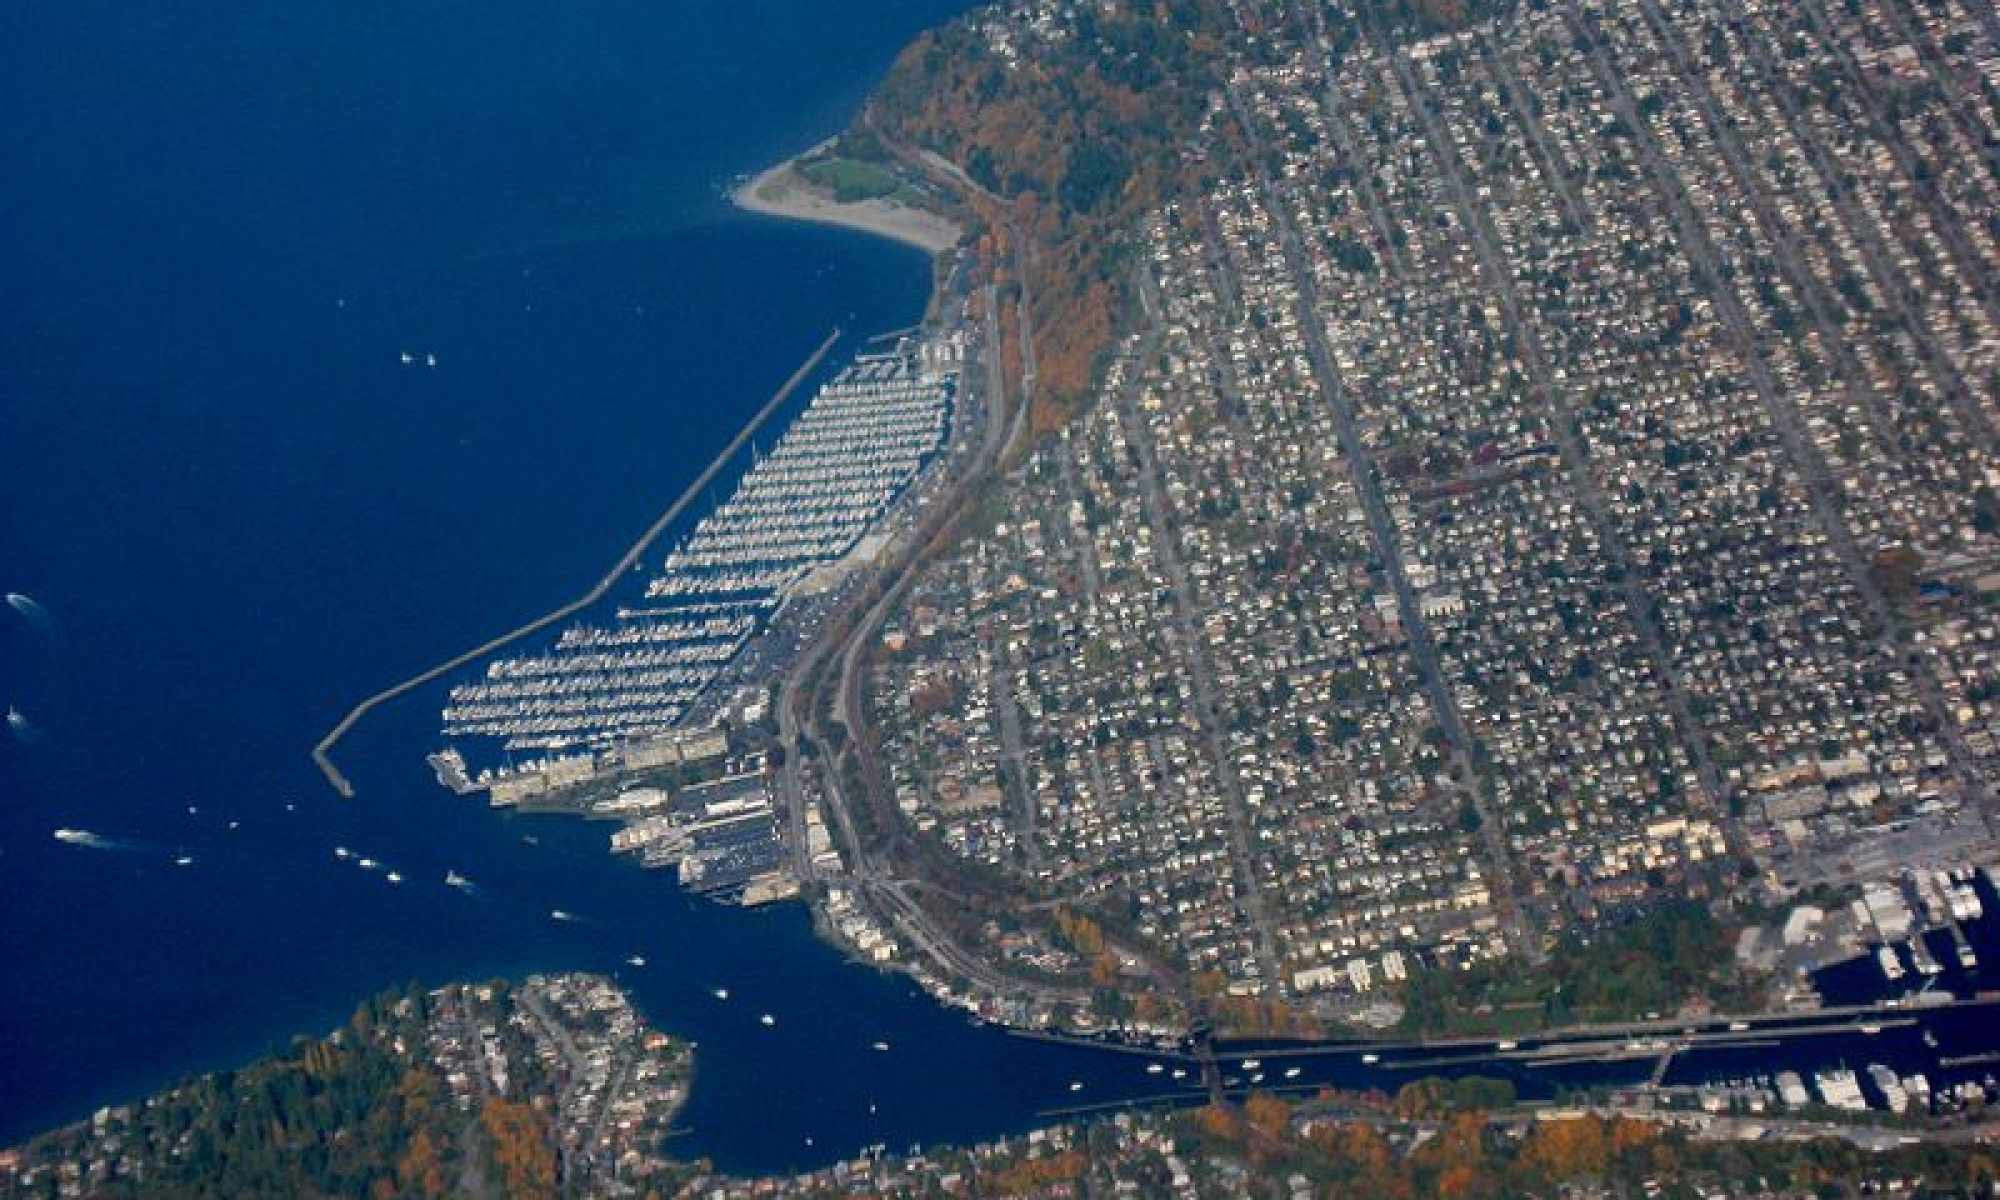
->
[[4, 0, 1999, 1177]]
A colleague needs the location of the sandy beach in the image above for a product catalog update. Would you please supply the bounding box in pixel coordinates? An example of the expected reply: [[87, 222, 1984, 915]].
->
[[732, 150, 963, 257]]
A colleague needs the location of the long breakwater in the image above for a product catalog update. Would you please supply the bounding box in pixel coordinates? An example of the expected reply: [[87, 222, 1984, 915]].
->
[[310, 328, 842, 797]]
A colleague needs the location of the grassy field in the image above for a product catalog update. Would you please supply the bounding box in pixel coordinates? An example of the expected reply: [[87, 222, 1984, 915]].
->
[[797, 155, 921, 205]]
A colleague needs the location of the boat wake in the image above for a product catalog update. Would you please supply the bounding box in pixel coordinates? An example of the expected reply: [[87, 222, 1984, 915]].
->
[[5, 593, 61, 650], [52, 828, 141, 852], [7, 705, 40, 744]]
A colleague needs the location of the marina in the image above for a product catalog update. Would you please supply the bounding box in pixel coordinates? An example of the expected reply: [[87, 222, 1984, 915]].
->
[[415, 335, 964, 909], [309, 327, 845, 797], [439, 341, 959, 764]]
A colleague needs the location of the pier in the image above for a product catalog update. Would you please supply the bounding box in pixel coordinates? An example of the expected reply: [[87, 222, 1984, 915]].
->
[[310, 328, 843, 797]]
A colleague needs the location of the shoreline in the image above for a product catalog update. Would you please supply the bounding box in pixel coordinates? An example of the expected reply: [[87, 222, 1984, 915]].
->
[[731, 142, 963, 258]]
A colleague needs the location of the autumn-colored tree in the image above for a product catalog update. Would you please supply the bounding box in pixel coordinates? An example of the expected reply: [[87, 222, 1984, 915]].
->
[[1436, 1163, 1489, 1200], [480, 1098, 557, 1200], [1415, 1111, 1494, 1198], [396, 1128, 447, 1199], [985, 1148, 1087, 1195], [1194, 1102, 1243, 1142], [1520, 1115, 1611, 1180], [1609, 1116, 1659, 1155], [1244, 1091, 1293, 1140], [1053, 907, 1105, 956]]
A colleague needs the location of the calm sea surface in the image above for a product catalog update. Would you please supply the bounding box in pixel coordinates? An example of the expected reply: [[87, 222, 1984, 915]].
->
[[5, 0, 1999, 1174]]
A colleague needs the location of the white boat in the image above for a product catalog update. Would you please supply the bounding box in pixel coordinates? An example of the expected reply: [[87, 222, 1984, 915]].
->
[[1878, 945, 1905, 981], [627, 955, 646, 967], [1069, 1081, 1084, 1093], [175, 855, 194, 867], [713, 987, 730, 1000], [1361, 1053, 1380, 1065], [445, 870, 472, 889], [1815, 1068, 1868, 1112], [1146, 1063, 1164, 1074], [1728, 1021, 1751, 1032], [358, 858, 378, 871], [1284, 1067, 1301, 1079], [1496, 1040, 1518, 1051], [760, 1013, 776, 1027], [400, 351, 414, 365], [52, 829, 90, 845], [1251, 1073, 1265, 1083], [1171, 1068, 1187, 1080], [334, 846, 352, 859], [226, 820, 240, 831], [424, 353, 438, 368], [1240, 1058, 1261, 1070], [551, 909, 573, 922], [1909, 937, 1942, 976], [385, 871, 402, 884], [872, 1041, 891, 1052]]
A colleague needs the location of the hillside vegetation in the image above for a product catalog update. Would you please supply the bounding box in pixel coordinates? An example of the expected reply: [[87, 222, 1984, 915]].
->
[[869, 0, 1234, 427]]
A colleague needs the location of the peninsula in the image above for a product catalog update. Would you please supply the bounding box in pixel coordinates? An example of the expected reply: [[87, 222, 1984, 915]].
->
[[731, 135, 963, 257], [10, 975, 2000, 1197]]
